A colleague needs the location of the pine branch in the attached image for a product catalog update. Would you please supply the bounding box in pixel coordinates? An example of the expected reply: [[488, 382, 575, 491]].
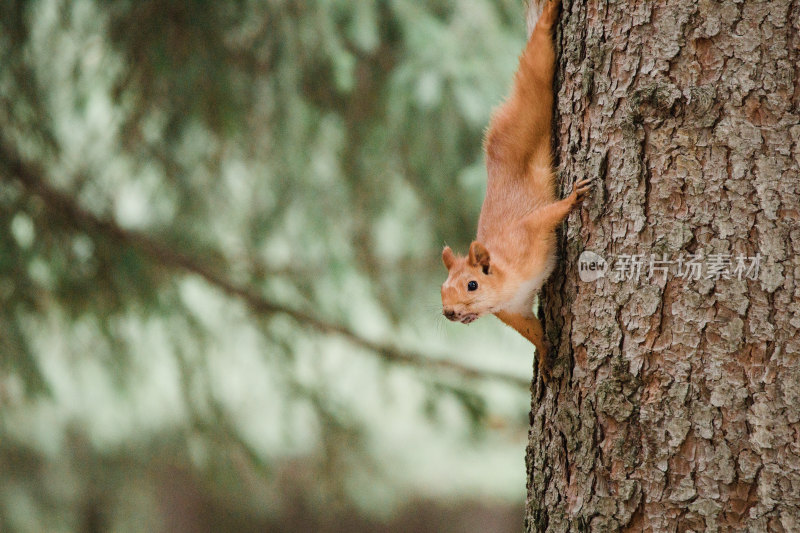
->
[[1, 141, 530, 390]]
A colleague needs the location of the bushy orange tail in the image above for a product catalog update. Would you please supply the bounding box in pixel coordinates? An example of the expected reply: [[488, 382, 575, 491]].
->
[[484, 0, 559, 179]]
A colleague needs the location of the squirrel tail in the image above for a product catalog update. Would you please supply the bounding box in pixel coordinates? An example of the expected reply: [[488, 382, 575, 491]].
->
[[485, 0, 559, 182], [525, 0, 546, 39]]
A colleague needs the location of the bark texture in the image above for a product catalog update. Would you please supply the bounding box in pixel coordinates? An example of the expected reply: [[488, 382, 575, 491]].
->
[[526, 0, 800, 531]]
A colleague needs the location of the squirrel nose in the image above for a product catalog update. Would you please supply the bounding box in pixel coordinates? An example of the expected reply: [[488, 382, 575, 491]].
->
[[443, 308, 456, 319]]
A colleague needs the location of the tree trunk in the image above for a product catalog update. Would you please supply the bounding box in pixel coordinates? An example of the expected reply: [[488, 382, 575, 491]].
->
[[526, 0, 800, 531]]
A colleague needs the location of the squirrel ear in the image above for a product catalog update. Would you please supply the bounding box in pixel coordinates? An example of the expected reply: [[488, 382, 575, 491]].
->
[[442, 246, 456, 270], [468, 241, 491, 271]]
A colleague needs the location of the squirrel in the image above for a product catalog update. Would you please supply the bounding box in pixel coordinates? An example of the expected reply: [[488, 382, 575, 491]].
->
[[440, 0, 591, 381]]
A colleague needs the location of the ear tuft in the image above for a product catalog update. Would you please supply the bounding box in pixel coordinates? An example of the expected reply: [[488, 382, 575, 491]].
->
[[442, 246, 456, 270], [468, 241, 491, 271]]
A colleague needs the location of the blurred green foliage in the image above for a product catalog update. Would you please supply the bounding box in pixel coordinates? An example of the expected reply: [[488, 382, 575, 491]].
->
[[0, 0, 532, 531]]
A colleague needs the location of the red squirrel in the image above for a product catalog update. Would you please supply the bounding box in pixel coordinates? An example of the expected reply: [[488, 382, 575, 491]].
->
[[440, 0, 590, 380]]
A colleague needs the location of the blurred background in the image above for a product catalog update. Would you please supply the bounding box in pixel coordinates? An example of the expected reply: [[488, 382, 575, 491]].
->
[[0, 1, 536, 531]]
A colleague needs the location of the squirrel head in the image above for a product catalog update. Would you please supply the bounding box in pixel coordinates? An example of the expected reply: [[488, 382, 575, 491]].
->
[[441, 241, 505, 323]]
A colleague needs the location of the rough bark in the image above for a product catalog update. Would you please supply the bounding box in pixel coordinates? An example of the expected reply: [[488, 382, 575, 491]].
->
[[526, 0, 800, 531]]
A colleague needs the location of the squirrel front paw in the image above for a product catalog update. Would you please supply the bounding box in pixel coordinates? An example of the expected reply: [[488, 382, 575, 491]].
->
[[537, 340, 552, 382], [569, 178, 593, 208]]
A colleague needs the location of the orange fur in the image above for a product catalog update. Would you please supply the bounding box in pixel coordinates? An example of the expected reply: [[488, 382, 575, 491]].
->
[[440, 0, 591, 380]]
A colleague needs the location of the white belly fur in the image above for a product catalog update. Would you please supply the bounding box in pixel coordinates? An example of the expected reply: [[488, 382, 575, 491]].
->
[[500, 255, 557, 316]]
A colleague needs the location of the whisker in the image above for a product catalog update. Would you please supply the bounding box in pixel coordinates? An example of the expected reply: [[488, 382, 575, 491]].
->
[[436, 315, 450, 339]]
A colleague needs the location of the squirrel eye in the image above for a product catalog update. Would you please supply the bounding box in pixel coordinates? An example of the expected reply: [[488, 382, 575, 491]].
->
[[467, 280, 478, 291]]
